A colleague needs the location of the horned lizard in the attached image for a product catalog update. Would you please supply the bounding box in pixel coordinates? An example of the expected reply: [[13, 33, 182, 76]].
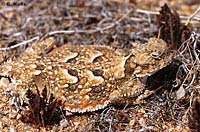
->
[[0, 37, 172, 113]]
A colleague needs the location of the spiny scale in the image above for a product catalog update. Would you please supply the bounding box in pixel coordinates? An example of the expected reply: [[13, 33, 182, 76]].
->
[[0, 38, 170, 113]]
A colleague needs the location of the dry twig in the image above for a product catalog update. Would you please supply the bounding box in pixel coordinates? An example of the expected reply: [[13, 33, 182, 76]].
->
[[0, 10, 131, 51], [0, 36, 40, 51], [185, 7, 200, 26]]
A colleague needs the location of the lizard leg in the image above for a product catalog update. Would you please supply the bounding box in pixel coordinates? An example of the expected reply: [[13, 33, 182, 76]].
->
[[109, 78, 154, 105]]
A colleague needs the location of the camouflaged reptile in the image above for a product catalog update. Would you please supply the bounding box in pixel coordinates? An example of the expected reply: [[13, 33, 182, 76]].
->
[[0, 37, 172, 113]]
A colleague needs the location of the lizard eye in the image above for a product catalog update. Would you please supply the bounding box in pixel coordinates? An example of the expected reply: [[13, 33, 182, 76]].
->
[[151, 52, 161, 59]]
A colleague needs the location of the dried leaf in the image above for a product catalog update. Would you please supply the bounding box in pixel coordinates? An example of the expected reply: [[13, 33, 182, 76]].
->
[[144, 59, 182, 90], [22, 86, 62, 127], [157, 4, 181, 49]]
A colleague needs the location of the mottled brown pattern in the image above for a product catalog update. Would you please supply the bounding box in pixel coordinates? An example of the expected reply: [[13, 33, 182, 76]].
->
[[0, 37, 172, 113]]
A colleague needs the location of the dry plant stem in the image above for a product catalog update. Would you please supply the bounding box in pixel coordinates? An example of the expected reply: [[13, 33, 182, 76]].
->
[[184, 91, 194, 116], [178, 37, 192, 55], [185, 7, 200, 26], [130, 17, 149, 22], [1, 8, 198, 51], [0, 36, 40, 51], [135, 9, 159, 15], [184, 60, 196, 89], [0, 7, 24, 13], [193, 33, 200, 63], [0, 28, 112, 51], [21, 15, 79, 29], [47, 24, 115, 36], [177, 33, 200, 92], [0, 11, 130, 51], [48, 10, 131, 36]]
